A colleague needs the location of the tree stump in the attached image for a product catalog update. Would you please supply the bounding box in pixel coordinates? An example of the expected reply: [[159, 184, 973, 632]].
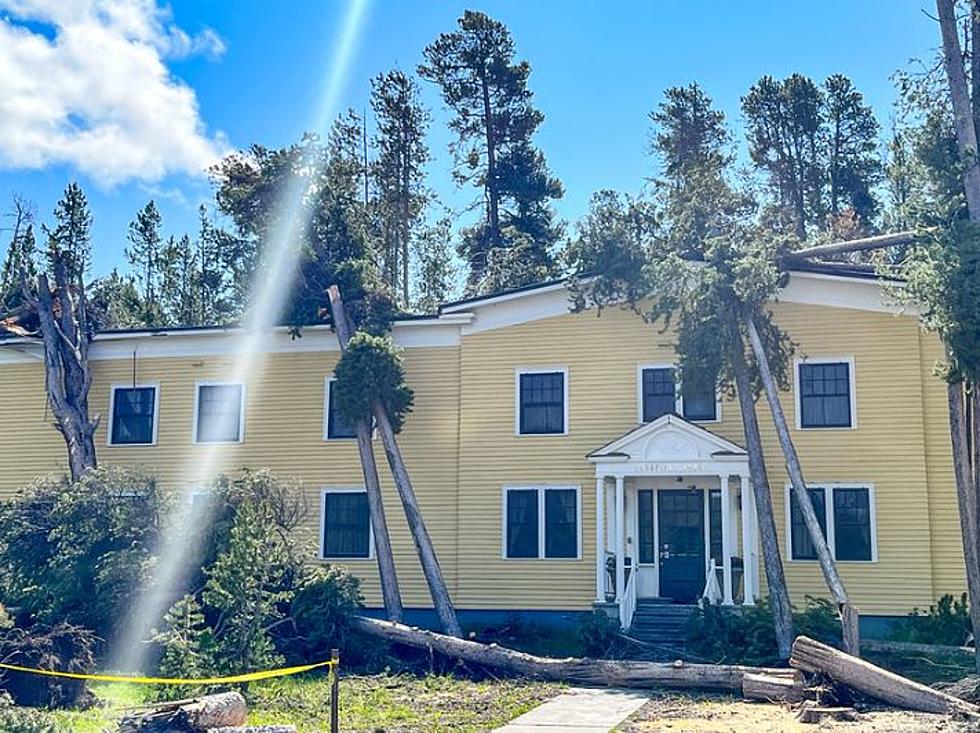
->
[[118, 691, 247, 732]]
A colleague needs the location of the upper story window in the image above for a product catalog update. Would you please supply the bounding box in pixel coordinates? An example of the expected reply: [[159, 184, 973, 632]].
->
[[797, 359, 854, 429], [503, 485, 579, 559], [639, 366, 718, 422], [324, 378, 357, 440], [516, 369, 567, 435], [194, 383, 245, 444], [321, 489, 372, 559], [109, 385, 158, 446], [787, 484, 875, 562]]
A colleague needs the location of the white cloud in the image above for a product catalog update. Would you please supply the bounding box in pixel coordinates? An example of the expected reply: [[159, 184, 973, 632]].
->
[[0, 0, 229, 186]]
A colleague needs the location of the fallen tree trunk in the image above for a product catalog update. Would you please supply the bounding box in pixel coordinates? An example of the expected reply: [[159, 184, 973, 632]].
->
[[118, 691, 247, 732], [206, 728, 296, 733], [742, 671, 805, 703], [861, 638, 974, 658], [353, 616, 787, 692], [790, 636, 980, 717]]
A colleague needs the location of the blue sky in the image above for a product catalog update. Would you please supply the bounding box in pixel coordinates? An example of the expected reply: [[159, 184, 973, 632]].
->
[[0, 1, 939, 277]]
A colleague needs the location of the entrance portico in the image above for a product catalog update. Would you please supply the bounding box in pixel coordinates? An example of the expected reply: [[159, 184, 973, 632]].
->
[[588, 414, 759, 629]]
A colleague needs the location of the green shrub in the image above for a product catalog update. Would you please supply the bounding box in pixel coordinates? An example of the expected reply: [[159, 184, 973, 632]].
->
[[0, 467, 162, 638], [577, 611, 619, 658], [333, 332, 414, 432], [889, 593, 972, 646], [0, 694, 58, 733], [287, 566, 362, 662]]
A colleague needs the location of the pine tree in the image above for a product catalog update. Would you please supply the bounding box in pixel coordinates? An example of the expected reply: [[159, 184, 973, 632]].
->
[[0, 198, 37, 310], [45, 182, 92, 282], [420, 10, 563, 292], [412, 217, 458, 312], [371, 69, 432, 307], [160, 234, 198, 326], [126, 200, 164, 323]]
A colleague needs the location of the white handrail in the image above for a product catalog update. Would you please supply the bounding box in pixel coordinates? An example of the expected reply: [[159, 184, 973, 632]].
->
[[619, 564, 637, 630]]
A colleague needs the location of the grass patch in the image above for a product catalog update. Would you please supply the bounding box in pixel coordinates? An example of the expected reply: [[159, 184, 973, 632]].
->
[[38, 672, 560, 732]]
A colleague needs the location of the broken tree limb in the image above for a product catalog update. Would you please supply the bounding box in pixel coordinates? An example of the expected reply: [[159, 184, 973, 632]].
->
[[118, 691, 247, 732], [790, 636, 980, 717], [327, 285, 404, 624], [742, 671, 805, 703], [861, 638, 974, 659], [785, 230, 919, 262], [353, 615, 787, 692]]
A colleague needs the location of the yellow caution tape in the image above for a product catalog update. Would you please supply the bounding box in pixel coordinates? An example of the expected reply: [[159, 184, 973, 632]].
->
[[0, 658, 337, 685]]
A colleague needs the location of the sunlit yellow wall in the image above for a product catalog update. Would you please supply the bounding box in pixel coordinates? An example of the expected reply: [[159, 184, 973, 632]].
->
[[0, 296, 965, 616]]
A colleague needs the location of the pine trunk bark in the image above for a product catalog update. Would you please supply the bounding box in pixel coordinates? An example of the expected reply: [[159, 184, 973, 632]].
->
[[118, 691, 248, 732], [744, 314, 859, 654], [730, 329, 795, 660], [787, 231, 917, 262], [741, 671, 805, 703], [327, 286, 404, 624], [371, 404, 462, 637], [936, 0, 980, 674], [353, 616, 788, 691]]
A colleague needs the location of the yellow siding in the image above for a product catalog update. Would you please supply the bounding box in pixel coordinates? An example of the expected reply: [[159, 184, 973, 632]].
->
[[0, 294, 966, 617]]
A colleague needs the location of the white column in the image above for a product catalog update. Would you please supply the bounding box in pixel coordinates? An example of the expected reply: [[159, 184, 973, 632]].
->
[[595, 476, 606, 603], [720, 474, 734, 605], [740, 475, 756, 605], [614, 475, 625, 603]]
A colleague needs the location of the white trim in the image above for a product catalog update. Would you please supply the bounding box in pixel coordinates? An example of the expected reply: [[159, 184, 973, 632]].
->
[[106, 382, 160, 447], [319, 487, 375, 561], [784, 483, 878, 563], [501, 485, 582, 560], [636, 363, 723, 425], [794, 356, 857, 430], [323, 377, 356, 442], [514, 367, 570, 436], [192, 381, 246, 444]]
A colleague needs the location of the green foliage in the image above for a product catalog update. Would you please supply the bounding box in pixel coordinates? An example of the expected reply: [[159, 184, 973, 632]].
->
[[125, 200, 164, 322], [889, 593, 973, 646], [0, 695, 58, 733], [420, 10, 563, 292], [44, 182, 92, 282], [412, 217, 459, 312], [333, 332, 414, 432], [0, 467, 161, 638], [288, 566, 363, 661], [151, 595, 219, 700], [686, 597, 841, 666], [576, 611, 619, 658]]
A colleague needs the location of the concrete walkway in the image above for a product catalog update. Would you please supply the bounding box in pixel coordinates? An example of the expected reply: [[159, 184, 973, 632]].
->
[[493, 687, 649, 732]]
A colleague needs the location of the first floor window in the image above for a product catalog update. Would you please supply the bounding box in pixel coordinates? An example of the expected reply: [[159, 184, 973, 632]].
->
[[504, 486, 579, 559], [195, 383, 244, 443], [788, 485, 873, 561], [325, 379, 357, 440], [322, 490, 371, 559], [110, 386, 157, 445], [518, 371, 566, 434]]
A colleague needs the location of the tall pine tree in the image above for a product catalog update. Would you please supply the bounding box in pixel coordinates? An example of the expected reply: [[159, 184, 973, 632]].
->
[[45, 182, 92, 283], [420, 10, 563, 293], [126, 200, 165, 324]]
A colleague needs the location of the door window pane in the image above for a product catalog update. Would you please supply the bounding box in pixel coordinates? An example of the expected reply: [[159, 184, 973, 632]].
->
[[196, 384, 243, 443], [506, 489, 539, 558], [544, 489, 577, 558], [642, 368, 676, 421], [322, 492, 370, 558], [638, 490, 655, 564], [111, 387, 156, 445], [519, 372, 565, 434], [800, 362, 852, 428]]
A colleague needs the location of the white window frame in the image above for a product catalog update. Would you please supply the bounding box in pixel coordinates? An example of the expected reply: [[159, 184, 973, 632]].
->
[[500, 485, 582, 560], [784, 483, 878, 563], [514, 367, 569, 436], [192, 380, 246, 444], [107, 382, 161, 447], [323, 377, 357, 441], [794, 356, 857, 430], [320, 488, 375, 561], [636, 363, 722, 424]]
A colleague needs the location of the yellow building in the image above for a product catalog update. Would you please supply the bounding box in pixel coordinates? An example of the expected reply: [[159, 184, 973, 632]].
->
[[0, 265, 964, 634]]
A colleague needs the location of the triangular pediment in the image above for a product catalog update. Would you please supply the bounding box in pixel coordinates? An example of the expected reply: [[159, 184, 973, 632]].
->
[[587, 414, 746, 464]]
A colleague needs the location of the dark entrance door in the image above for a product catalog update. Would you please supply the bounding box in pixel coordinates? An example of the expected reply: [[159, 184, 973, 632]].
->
[[658, 489, 705, 603]]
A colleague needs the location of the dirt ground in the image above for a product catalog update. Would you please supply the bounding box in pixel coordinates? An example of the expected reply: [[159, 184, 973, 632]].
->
[[615, 692, 968, 732]]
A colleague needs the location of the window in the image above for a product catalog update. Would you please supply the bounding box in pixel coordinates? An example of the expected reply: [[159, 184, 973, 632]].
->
[[638, 490, 655, 564], [516, 370, 567, 435], [639, 366, 718, 422], [324, 378, 357, 440], [321, 490, 372, 559], [798, 360, 854, 428], [503, 486, 580, 559], [109, 385, 158, 445], [194, 383, 244, 443], [787, 485, 875, 562]]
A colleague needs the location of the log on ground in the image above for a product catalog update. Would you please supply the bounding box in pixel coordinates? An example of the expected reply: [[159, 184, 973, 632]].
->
[[742, 671, 805, 703], [118, 691, 248, 732], [790, 635, 980, 717], [206, 727, 297, 733], [354, 615, 787, 692]]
